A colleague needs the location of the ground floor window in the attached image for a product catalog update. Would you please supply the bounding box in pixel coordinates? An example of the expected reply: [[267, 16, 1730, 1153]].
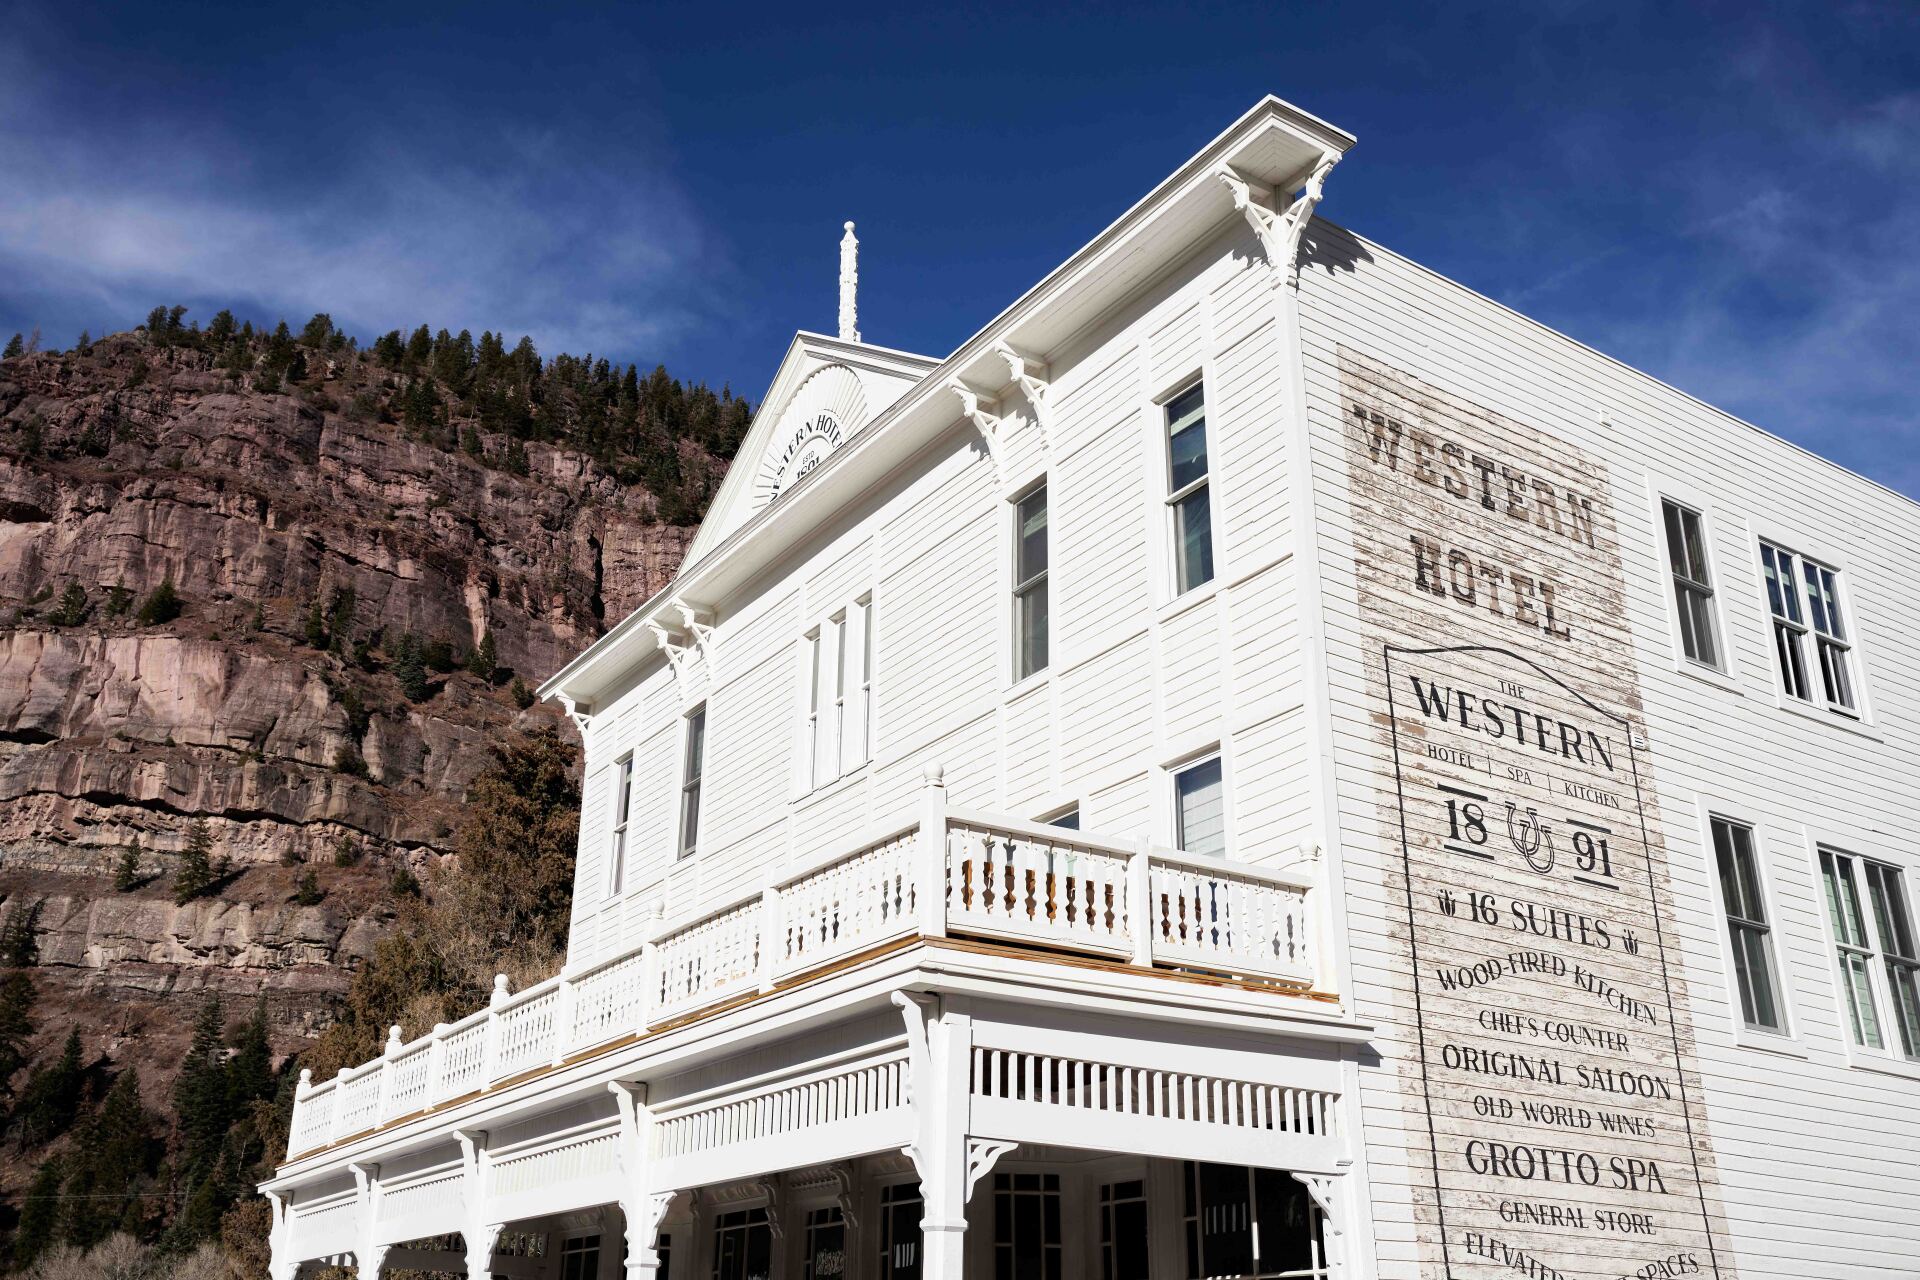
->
[[805, 1205, 850, 1280], [560, 1234, 600, 1280], [993, 1171, 1063, 1280], [712, 1207, 772, 1280], [1100, 1179, 1150, 1280], [1183, 1162, 1326, 1279], [881, 1181, 924, 1280]]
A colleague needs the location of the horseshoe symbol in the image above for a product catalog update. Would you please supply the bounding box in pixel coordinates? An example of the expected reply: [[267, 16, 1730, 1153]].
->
[[1506, 802, 1554, 874]]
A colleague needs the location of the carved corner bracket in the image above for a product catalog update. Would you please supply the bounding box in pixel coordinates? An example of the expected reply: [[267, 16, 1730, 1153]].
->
[[1216, 153, 1339, 288]]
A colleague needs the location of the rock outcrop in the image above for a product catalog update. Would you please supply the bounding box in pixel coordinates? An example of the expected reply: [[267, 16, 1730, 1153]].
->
[[0, 331, 712, 1117]]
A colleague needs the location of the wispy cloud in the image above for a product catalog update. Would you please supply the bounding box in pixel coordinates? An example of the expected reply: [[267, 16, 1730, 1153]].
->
[[0, 31, 728, 360]]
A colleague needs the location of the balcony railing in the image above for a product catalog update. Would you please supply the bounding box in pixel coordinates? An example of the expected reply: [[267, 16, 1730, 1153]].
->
[[285, 767, 1319, 1159]]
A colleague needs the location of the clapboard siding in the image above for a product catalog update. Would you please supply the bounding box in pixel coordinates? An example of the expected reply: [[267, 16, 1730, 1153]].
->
[[1298, 216, 1920, 1279]]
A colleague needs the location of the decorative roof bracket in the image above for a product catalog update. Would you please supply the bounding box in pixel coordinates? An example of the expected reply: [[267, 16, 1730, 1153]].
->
[[993, 342, 1052, 450], [949, 380, 1006, 477], [645, 620, 691, 680], [1217, 152, 1339, 288], [675, 602, 718, 679]]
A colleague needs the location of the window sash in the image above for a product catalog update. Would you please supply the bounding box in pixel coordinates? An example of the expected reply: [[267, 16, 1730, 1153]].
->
[[1823, 851, 1887, 1051], [678, 707, 705, 860], [608, 756, 634, 896], [1662, 501, 1720, 668], [1175, 756, 1226, 860], [1166, 385, 1214, 594], [1711, 818, 1782, 1031]]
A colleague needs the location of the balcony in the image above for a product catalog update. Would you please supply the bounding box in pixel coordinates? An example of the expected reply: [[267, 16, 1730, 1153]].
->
[[285, 766, 1320, 1161]]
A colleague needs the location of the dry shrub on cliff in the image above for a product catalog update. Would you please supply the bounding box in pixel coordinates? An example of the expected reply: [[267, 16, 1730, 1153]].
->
[[22, 1236, 229, 1280], [299, 728, 580, 1079]]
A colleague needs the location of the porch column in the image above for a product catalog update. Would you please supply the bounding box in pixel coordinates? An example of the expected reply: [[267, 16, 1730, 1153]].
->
[[896, 994, 982, 1280], [265, 1190, 297, 1280], [610, 1081, 678, 1280], [454, 1128, 500, 1279], [350, 1162, 385, 1278]]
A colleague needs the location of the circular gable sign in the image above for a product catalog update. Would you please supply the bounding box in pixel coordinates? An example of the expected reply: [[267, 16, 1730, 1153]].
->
[[755, 364, 868, 507]]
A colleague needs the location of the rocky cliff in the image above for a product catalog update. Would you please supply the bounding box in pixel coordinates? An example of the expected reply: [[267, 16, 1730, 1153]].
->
[[0, 327, 724, 1121]]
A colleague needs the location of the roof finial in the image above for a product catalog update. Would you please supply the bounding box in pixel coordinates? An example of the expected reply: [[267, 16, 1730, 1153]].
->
[[838, 221, 860, 343]]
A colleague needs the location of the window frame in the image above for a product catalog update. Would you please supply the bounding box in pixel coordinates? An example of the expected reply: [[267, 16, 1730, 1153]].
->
[[1641, 478, 1739, 691], [1811, 836, 1920, 1079], [1011, 479, 1050, 683], [1659, 496, 1724, 672], [1161, 379, 1215, 599], [607, 753, 635, 898], [1170, 749, 1228, 861], [676, 703, 706, 862], [1694, 803, 1798, 1052], [797, 594, 875, 798], [1752, 528, 1871, 726]]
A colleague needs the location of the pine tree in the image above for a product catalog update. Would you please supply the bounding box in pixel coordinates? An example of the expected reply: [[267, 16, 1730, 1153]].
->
[[75, 328, 91, 353], [293, 867, 322, 906], [136, 577, 182, 625], [105, 579, 132, 619], [175, 820, 216, 904], [50, 582, 89, 626], [61, 1068, 158, 1248], [12, 1028, 85, 1147], [174, 999, 230, 1185], [2, 333, 23, 359], [115, 838, 143, 891], [0, 898, 42, 966], [466, 630, 496, 681], [0, 970, 36, 1098], [207, 309, 236, 347], [303, 596, 328, 648], [393, 632, 430, 703], [13, 1158, 61, 1264]]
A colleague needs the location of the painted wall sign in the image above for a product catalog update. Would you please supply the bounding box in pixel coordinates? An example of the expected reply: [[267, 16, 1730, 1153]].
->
[[1336, 348, 1735, 1280], [764, 411, 845, 501]]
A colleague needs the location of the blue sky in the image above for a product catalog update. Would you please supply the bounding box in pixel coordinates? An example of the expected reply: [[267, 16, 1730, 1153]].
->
[[2, 1, 1915, 495]]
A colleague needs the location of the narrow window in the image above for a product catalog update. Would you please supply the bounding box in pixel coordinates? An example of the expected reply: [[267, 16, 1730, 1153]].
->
[[1821, 850, 1885, 1051], [559, 1235, 601, 1280], [880, 1182, 924, 1280], [1182, 1162, 1326, 1280], [1013, 482, 1049, 680], [843, 594, 873, 773], [1100, 1178, 1150, 1280], [711, 1207, 772, 1280], [677, 705, 705, 861], [804, 626, 824, 788], [829, 610, 848, 779], [1661, 500, 1721, 669], [1710, 817, 1783, 1031], [860, 595, 874, 761], [1760, 542, 1812, 702], [1865, 861, 1920, 1058], [993, 1172, 1063, 1280], [1166, 384, 1214, 594], [1174, 756, 1226, 860], [1803, 560, 1857, 712], [607, 755, 634, 896], [803, 1206, 847, 1280]]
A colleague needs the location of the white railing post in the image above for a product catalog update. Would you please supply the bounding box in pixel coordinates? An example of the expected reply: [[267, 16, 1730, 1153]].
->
[[481, 974, 509, 1090], [639, 901, 664, 1034], [759, 870, 782, 993], [327, 1070, 346, 1145], [376, 1024, 402, 1120], [1128, 838, 1154, 968], [292, 1068, 311, 1149], [428, 1022, 449, 1104], [553, 973, 577, 1066], [917, 763, 948, 940]]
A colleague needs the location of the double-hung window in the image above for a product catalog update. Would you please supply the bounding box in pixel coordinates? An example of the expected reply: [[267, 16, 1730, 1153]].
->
[[1661, 499, 1721, 669], [1013, 483, 1049, 680], [803, 596, 873, 792], [607, 754, 634, 896], [1761, 542, 1858, 713], [1174, 755, 1226, 860], [677, 704, 705, 860], [1820, 850, 1920, 1059], [1165, 384, 1214, 595], [1710, 817, 1783, 1032]]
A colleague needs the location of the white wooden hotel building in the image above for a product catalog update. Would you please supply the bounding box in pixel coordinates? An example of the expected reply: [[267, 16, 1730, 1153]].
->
[[262, 97, 1920, 1280]]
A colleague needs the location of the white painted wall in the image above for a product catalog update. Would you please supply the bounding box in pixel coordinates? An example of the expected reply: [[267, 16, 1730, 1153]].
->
[[1297, 218, 1920, 1279]]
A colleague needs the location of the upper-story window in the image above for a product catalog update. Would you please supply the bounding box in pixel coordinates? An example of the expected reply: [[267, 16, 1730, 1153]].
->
[[803, 595, 872, 791], [1820, 849, 1920, 1059], [1013, 482, 1049, 680], [677, 704, 706, 860], [1760, 541, 1857, 713], [1165, 384, 1214, 595], [1660, 499, 1721, 670], [1710, 816, 1783, 1033], [1174, 754, 1225, 859], [607, 754, 634, 896]]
